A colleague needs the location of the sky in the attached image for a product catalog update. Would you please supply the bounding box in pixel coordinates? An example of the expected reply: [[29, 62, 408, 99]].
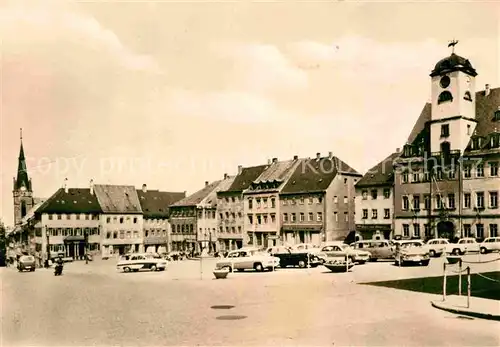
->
[[1, 0, 499, 226]]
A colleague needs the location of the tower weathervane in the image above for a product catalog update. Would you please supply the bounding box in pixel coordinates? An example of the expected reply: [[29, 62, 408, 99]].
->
[[448, 39, 459, 54], [20, 128, 23, 141]]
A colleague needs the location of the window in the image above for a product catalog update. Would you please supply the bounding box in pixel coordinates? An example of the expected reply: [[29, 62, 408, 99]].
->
[[477, 164, 484, 177], [424, 224, 431, 238], [343, 196, 348, 204], [362, 190, 368, 200], [493, 110, 500, 121], [476, 224, 484, 239], [384, 209, 390, 219], [402, 172, 409, 183], [402, 196, 409, 210], [66, 214, 70, 220], [248, 214, 254, 224], [412, 195, 420, 210], [413, 224, 420, 238], [333, 196, 338, 203], [334, 212, 338, 222], [299, 197, 304, 205], [48, 214, 53, 220], [467, 124, 471, 135], [490, 224, 498, 237], [441, 124, 450, 137], [371, 190, 378, 199], [464, 91, 472, 101], [291, 213, 296, 222], [282, 214, 287, 222], [308, 197, 313, 204], [308, 212, 313, 221], [256, 199, 261, 208], [464, 165, 472, 178], [282, 199, 287, 206], [106, 232, 111, 239], [263, 214, 268, 224], [448, 194, 456, 209], [271, 198, 276, 208], [424, 195, 431, 210], [464, 193, 471, 208], [318, 197, 323, 204], [371, 209, 378, 219], [436, 194, 443, 209], [362, 209, 368, 219], [317, 212, 323, 222], [300, 213, 305, 222], [383, 188, 390, 199], [76, 214, 80, 220], [344, 212, 348, 222], [57, 214, 62, 220], [257, 215, 262, 224], [270, 214, 276, 223], [435, 167, 443, 180], [448, 169, 456, 179], [438, 91, 453, 104], [119, 231, 125, 239], [263, 198, 268, 207], [490, 192, 498, 208], [464, 224, 472, 237], [412, 173, 420, 183], [423, 171, 431, 182], [476, 192, 485, 209], [403, 224, 410, 238], [238, 226, 242, 233], [490, 162, 499, 176], [248, 199, 253, 209], [120, 217, 124, 224]]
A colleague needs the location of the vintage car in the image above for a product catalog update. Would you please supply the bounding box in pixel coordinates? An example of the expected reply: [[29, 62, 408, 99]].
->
[[215, 248, 279, 272], [17, 255, 36, 272], [351, 240, 395, 261], [479, 237, 500, 254], [317, 242, 370, 264], [445, 238, 480, 255], [268, 246, 323, 268], [322, 256, 355, 272], [116, 253, 168, 272], [394, 241, 430, 266], [425, 238, 450, 257]]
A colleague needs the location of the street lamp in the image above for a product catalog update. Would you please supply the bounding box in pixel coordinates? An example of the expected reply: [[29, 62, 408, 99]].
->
[[44, 226, 50, 268], [84, 229, 89, 264]]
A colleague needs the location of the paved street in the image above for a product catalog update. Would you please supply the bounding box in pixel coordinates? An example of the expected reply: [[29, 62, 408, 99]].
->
[[2, 254, 500, 346]]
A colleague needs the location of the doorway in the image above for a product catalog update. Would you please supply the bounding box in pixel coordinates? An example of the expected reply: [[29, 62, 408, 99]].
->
[[437, 221, 454, 240]]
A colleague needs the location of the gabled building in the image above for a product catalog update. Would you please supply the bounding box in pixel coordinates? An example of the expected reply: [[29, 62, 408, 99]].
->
[[355, 151, 400, 241], [169, 180, 224, 253], [93, 183, 143, 256], [243, 157, 302, 248], [280, 152, 362, 245], [394, 49, 500, 241], [137, 184, 185, 254], [216, 164, 268, 251]]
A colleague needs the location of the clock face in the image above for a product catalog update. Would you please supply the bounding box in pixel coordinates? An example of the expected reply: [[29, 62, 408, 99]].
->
[[440, 76, 451, 88], [20, 186, 26, 192]]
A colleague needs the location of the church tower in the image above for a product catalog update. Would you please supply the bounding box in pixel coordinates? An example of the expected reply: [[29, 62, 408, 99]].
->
[[13, 128, 34, 225], [429, 41, 478, 154]]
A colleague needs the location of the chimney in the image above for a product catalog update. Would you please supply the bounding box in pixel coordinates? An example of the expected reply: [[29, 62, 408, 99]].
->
[[90, 179, 94, 195], [205, 181, 209, 186], [142, 184, 147, 193], [63, 178, 68, 193], [267, 159, 272, 165], [272, 157, 278, 163], [224, 173, 228, 179], [396, 147, 401, 153], [485, 84, 490, 96], [293, 155, 298, 160], [237, 165, 243, 175], [328, 151, 333, 159], [316, 152, 321, 160]]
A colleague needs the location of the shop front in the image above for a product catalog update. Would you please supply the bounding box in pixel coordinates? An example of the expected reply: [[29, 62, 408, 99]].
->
[[281, 224, 322, 246], [355, 224, 392, 241], [144, 236, 168, 254]]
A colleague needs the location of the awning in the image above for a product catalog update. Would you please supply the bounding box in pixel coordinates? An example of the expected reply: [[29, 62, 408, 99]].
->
[[64, 235, 85, 242], [281, 225, 322, 232]]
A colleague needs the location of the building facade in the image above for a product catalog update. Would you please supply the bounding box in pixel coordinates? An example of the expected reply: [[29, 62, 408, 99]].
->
[[393, 50, 500, 241], [280, 153, 361, 246], [216, 164, 268, 251], [355, 151, 400, 241]]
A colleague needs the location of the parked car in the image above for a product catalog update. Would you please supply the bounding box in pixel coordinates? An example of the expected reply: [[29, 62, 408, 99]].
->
[[445, 238, 480, 255], [394, 240, 430, 266], [215, 248, 279, 272], [116, 253, 168, 272], [425, 238, 450, 257], [17, 255, 36, 272], [479, 237, 500, 254], [270, 247, 323, 268], [352, 240, 395, 261], [317, 242, 370, 264]]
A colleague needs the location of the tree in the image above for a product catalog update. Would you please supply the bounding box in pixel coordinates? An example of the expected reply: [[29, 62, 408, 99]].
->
[[0, 219, 6, 267]]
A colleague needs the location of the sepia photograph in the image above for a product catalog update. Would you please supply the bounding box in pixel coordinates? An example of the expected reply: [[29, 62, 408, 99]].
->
[[1, 0, 500, 346]]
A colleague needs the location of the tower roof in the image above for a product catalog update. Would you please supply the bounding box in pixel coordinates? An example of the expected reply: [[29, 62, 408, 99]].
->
[[15, 128, 31, 191], [430, 53, 477, 77]]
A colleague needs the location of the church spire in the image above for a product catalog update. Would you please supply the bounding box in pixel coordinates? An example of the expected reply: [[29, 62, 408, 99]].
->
[[15, 128, 30, 191]]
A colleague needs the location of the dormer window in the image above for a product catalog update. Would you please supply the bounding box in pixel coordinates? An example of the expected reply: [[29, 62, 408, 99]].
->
[[493, 109, 500, 122], [463, 91, 472, 102], [438, 91, 453, 104], [490, 134, 500, 148]]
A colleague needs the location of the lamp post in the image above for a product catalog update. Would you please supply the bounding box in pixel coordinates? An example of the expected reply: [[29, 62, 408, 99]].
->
[[45, 226, 50, 268], [84, 229, 89, 264]]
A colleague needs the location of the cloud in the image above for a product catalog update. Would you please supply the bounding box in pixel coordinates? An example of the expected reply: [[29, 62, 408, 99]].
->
[[212, 42, 308, 94]]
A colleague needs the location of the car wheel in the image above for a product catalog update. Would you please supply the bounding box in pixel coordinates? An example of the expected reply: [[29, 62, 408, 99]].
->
[[298, 260, 306, 268], [358, 260, 366, 265], [222, 266, 232, 272], [369, 257, 378, 262], [480, 247, 487, 254], [254, 263, 264, 272], [421, 260, 430, 266], [394, 260, 400, 266], [429, 250, 436, 257], [452, 248, 460, 256], [150, 265, 157, 272], [123, 267, 131, 273], [279, 262, 286, 268]]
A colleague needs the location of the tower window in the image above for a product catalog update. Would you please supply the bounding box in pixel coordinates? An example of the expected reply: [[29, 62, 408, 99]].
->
[[438, 91, 453, 104], [440, 124, 450, 137], [463, 91, 472, 102], [21, 201, 27, 218], [493, 110, 500, 122]]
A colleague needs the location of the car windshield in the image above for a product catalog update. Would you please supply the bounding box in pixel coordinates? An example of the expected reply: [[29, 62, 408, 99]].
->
[[21, 256, 34, 261]]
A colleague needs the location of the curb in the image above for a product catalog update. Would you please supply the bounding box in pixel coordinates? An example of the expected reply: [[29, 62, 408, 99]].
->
[[430, 300, 500, 321]]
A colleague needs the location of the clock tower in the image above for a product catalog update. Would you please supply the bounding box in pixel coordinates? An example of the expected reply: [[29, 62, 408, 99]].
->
[[13, 128, 34, 225], [429, 42, 478, 154]]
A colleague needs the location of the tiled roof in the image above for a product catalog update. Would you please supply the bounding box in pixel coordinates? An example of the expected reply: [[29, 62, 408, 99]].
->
[[281, 156, 360, 194], [355, 152, 400, 188], [255, 160, 298, 183], [171, 180, 222, 207], [222, 165, 268, 193], [407, 103, 431, 144], [93, 185, 142, 214], [136, 190, 186, 218], [37, 188, 102, 214], [199, 176, 236, 206]]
